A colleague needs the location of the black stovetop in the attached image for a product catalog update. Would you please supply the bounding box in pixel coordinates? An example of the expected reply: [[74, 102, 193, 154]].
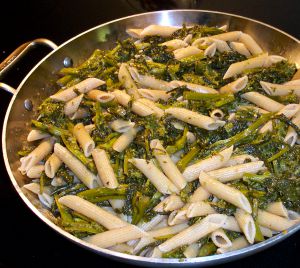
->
[[0, 1, 299, 267]]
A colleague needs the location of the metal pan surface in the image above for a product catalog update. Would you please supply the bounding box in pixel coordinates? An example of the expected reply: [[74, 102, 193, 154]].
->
[[2, 10, 300, 267]]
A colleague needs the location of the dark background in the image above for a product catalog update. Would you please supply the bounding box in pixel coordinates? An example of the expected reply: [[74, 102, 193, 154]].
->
[[0, 0, 299, 267]]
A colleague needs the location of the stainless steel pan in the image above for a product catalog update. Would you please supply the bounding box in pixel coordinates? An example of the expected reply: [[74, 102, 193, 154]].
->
[[1, 10, 300, 267]]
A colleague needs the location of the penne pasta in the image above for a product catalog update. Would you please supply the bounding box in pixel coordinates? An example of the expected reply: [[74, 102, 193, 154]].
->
[[219, 76, 248, 94], [108, 244, 134, 254], [161, 39, 188, 50], [118, 63, 140, 99], [223, 53, 284, 79], [211, 228, 232, 248], [285, 78, 300, 86], [183, 243, 200, 258], [185, 201, 215, 218], [257, 209, 297, 231], [45, 153, 62, 178], [19, 137, 55, 175], [137, 98, 164, 118], [238, 33, 263, 55], [183, 146, 233, 182], [173, 46, 202, 60], [200, 172, 252, 213], [170, 80, 218, 94], [192, 31, 242, 47], [150, 139, 187, 189], [154, 195, 185, 212], [189, 186, 211, 203], [137, 88, 171, 102], [223, 154, 259, 167], [204, 42, 217, 57], [129, 67, 173, 91], [158, 214, 227, 253], [183, 34, 193, 44], [64, 94, 84, 116], [54, 143, 98, 189], [59, 195, 128, 229], [129, 158, 179, 194], [212, 39, 231, 53], [217, 236, 249, 254], [222, 216, 241, 232], [165, 107, 225, 131], [229, 42, 251, 57], [168, 208, 188, 226], [259, 226, 273, 238], [73, 123, 95, 157], [84, 225, 147, 248], [133, 223, 189, 254], [92, 149, 118, 188], [27, 165, 45, 179], [50, 78, 105, 102], [207, 161, 265, 183], [210, 109, 225, 120], [112, 89, 131, 106], [241, 92, 284, 112], [27, 129, 50, 142], [234, 208, 255, 244], [87, 89, 115, 103], [84, 124, 96, 134], [110, 119, 135, 133], [69, 108, 89, 120], [266, 202, 289, 218], [284, 110, 300, 146], [129, 25, 180, 38], [112, 127, 140, 153], [260, 81, 300, 97]]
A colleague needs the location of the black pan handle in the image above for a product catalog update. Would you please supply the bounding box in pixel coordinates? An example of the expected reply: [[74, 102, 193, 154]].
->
[[0, 38, 58, 94]]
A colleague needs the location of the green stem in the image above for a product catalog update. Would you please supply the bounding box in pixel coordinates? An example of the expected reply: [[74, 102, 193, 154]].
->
[[166, 127, 188, 154], [267, 146, 289, 162], [31, 120, 69, 137], [198, 242, 217, 257], [77, 185, 128, 202], [176, 145, 200, 172]]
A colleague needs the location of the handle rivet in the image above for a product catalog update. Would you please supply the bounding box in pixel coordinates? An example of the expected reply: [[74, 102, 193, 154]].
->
[[63, 57, 73, 67], [24, 99, 33, 111]]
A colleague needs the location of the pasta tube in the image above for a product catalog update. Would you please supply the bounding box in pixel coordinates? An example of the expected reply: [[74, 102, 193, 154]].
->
[[206, 161, 265, 183], [19, 137, 55, 175], [84, 225, 147, 248], [59, 195, 128, 229], [129, 158, 179, 194], [54, 144, 98, 189], [234, 208, 255, 244], [45, 153, 62, 178], [87, 89, 115, 103], [257, 210, 297, 231], [158, 214, 227, 253], [92, 149, 118, 188], [165, 107, 225, 130], [200, 171, 252, 213], [73, 123, 95, 157], [150, 139, 187, 189], [241, 92, 284, 112], [183, 146, 233, 182], [211, 228, 232, 248], [118, 63, 140, 99], [50, 78, 105, 102], [260, 81, 300, 96]]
